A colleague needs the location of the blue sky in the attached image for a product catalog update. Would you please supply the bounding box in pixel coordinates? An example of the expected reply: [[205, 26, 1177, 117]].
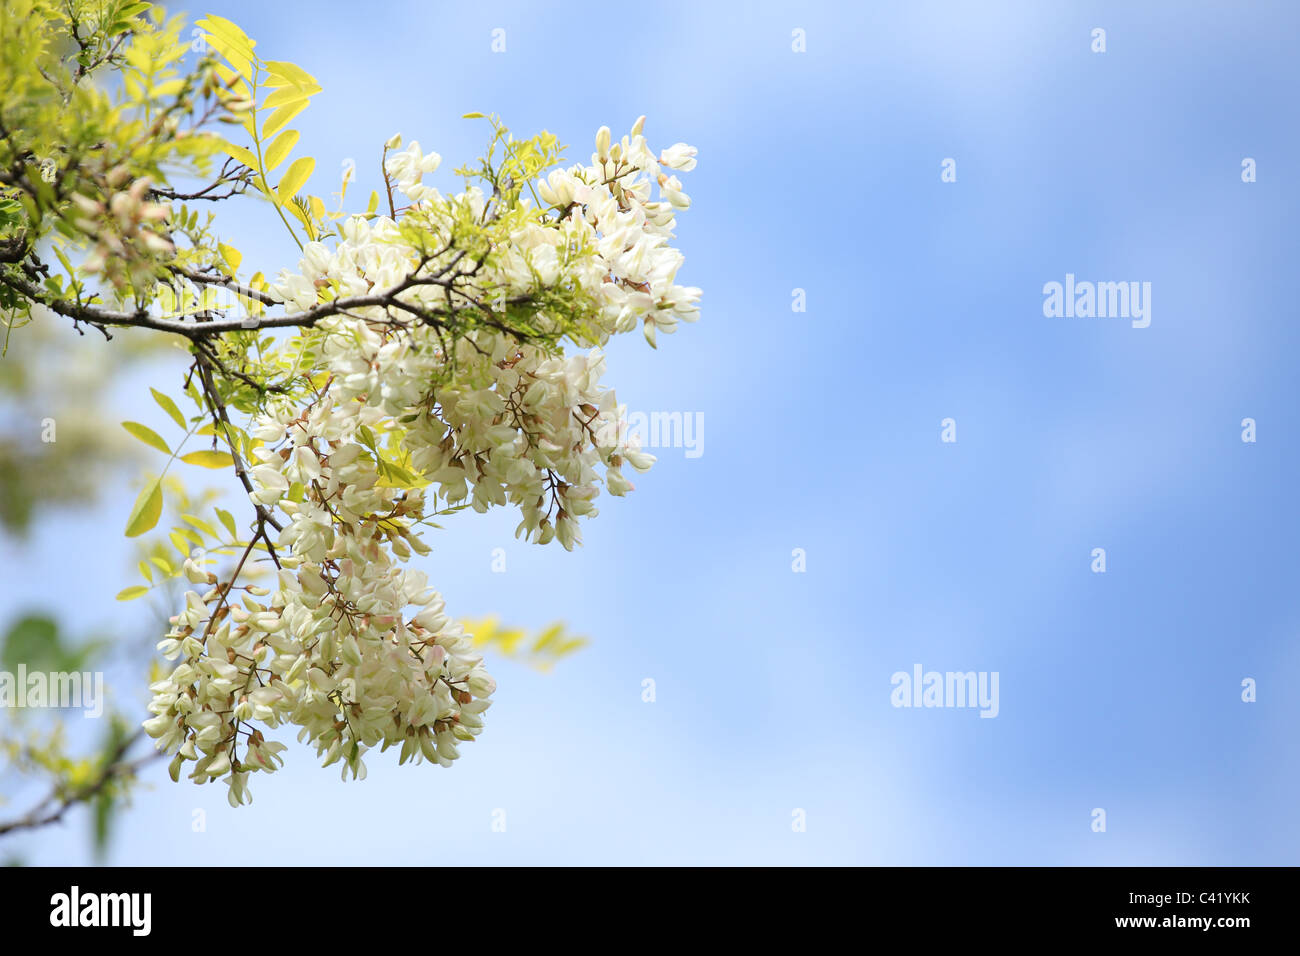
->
[[3, 0, 1299, 864]]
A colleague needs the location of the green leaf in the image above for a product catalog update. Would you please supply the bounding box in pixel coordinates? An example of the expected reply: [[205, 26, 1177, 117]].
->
[[93, 790, 113, 862], [150, 388, 187, 430], [264, 129, 299, 172], [92, 720, 131, 861], [115, 586, 149, 601], [180, 450, 234, 469], [121, 421, 170, 455], [383, 461, 418, 486], [125, 480, 163, 538], [215, 508, 239, 538], [138, 560, 153, 583], [53, 244, 75, 277], [1, 615, 61, 672]]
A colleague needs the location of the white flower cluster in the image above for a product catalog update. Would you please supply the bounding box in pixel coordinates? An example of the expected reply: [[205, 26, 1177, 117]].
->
[[144, 400, 498, 805], [145, 121, 698, 803], [535, 118, 700, 348]]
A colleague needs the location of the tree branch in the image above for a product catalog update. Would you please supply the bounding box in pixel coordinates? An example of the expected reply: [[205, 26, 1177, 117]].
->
[[1, 260, 535, 340], [0, 729, 161, 839]]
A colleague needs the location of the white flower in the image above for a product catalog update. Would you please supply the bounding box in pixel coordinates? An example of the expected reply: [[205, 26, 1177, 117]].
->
[[659, 143, 698, 171], [384, 141, 442, 201]]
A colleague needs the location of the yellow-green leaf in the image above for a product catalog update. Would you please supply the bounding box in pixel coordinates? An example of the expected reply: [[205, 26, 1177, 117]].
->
[[215, 508, 238, 538], [264, 129, 299, 172], [285, 198, 314, 235], [180, 450, 234, 469], [182, 514, 219, 538], [219, 139, 259, 172], [218, 241, 242, 273], [174, 525, 203, 546], [263, 60, 318, 89], [196, 15, 256, 59], [261, 99, 307, 138], [122, 421, 170, 454], [554, 637, 588, 656], [125, 480, 163, 538], [277, 156, 314, 204], [532, 623, 564, 653], [53, 244, 75, 277], [170, 531, 193, 557], [123, 71, 145, 101], [116, 586, 149, 601], [203, 32, 252, 81], [149, 388, 187, 430], [213, 62, 241, 87], [262, 85, 316, 112]]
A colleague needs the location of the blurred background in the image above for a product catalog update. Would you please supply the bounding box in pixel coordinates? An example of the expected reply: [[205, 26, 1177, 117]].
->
[[2, 0, 1298, 864]]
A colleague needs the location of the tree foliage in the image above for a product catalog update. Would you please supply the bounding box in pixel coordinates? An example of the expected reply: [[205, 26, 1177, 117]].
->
[[1, 2, 699, 813]]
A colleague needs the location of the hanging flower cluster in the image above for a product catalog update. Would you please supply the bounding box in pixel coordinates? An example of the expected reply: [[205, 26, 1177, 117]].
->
[[144, 119, 699, 804]]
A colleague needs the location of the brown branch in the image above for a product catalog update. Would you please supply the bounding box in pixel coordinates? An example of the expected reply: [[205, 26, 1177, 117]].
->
[[152, 159, 254, 203], [0, 729, 161, 839], [169, 265, 280, 307], [1, 261, 534, 340], [193, 349, 285, 541]]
